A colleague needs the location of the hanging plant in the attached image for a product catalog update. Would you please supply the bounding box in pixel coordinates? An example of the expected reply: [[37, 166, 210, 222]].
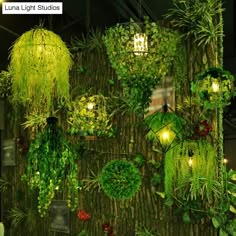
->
[[191, 67, 234, 109], [22, 117, 79, 217], [9, 27, 72, 113], [164, 139, 217, 204], [100, 159, 141, 199], [145, 108, 184, 151], [104, 17, 179, 113], [67, 94, 113, 137], [0, 69, 12, 99]]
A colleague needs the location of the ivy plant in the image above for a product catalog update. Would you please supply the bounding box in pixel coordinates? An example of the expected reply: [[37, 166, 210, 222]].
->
[[22, 117, 79, 217], [104, 17, 180, 113]]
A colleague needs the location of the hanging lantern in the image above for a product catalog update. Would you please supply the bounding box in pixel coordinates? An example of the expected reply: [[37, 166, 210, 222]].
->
[[191, 67, 234, 109], [104, 18, 180, 113], [9, 27, 72, 112], [145, 107, 184, 151]]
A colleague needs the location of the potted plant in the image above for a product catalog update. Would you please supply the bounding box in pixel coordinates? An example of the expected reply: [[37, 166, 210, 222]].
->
[[22, 117, 79, 217], [104, 17, 179, 113], [67, 94, 113, 139]]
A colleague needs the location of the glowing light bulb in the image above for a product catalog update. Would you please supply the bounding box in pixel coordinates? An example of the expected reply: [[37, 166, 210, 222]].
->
[[212, 81, 220, 93], [87, 102, 94, 110], [162, 130, 170, 141], [223, 158, 228, 164], [188, 158, 193, 167], [133, 33, 148, 56]]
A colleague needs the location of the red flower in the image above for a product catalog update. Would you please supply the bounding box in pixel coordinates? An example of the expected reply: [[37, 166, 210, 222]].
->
[[196, 120, 212, 137], [77, 210, 90, 221], [102, 222, 110, 231]]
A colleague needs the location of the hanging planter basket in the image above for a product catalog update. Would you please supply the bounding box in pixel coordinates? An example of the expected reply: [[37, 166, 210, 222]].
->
[[191, 67, 234, 109], [164, 139, 217, 204], [9, 27, 72, 112], [104, 18, 180, 112]]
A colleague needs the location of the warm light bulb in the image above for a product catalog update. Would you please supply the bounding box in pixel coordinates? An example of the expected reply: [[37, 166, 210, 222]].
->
[[223, 158, 228, 164], [212, 81, 220, 93], [188, 158, 193, 167], [87, 102, 94, 110], [133, 33, 148, 56], [161, 130, 170, 140]]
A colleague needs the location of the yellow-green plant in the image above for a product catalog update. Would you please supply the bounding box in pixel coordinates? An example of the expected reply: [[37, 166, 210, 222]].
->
[[164, 139, 217, 204], [67, 94, 113, 137], [9, 27, 72, 113]]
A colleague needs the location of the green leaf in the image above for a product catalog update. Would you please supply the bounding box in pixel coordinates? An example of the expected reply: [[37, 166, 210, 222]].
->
[[182, 212, 191, 224], [219, 228, 229, 236], [156, 191, 165, 199], [212, 217, 221, 229], [229, 205, 236, 214]]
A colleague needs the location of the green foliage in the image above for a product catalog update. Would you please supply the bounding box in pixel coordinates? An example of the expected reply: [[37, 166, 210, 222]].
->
[[82, 169, 101, 192], [211, 169, 236, 235], [145, 111, 184, 149], [104, 17, 179, 113], [133, 153, 146, 168], [0, 177, 10, 192], [0, 69, 12, 99], [135, 226, 158, 236], [67, 94, 113, 137], [100, 159, 141, 199], [164, 139, 217, 203], [165, 0, 223, 47], [191, 67, 235, 109], [10, 27, 72, 113], [0, 222, 4, 236], [22, 117, 79, 217], [7, 207, 27, 228], [77, 229, 89, 236]]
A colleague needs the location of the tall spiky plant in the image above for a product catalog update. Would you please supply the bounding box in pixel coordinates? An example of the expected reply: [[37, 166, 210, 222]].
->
[[10, 26, 72, 114]]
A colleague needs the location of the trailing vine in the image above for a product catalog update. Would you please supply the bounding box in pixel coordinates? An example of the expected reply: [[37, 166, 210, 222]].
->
[[22, 117, 79, 217]]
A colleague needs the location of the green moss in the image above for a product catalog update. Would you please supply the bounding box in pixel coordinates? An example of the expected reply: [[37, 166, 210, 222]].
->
[[100, 159, 141, 199]]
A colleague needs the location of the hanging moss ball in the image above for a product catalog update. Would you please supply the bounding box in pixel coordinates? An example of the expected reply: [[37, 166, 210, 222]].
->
[[191, 67, 234, 109], [100, 159, 142, 199]]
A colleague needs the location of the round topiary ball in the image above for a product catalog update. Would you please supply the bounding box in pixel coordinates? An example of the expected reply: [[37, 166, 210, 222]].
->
[[100, 159, 142, 199]]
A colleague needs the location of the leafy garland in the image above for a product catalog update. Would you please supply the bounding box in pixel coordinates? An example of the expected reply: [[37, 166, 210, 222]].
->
[[164, 139, 217, 204], [104, 17, 179, 113], [100, 160, 141, 199], [191, 67, 235, 109], [22, 117, 79, 217]]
